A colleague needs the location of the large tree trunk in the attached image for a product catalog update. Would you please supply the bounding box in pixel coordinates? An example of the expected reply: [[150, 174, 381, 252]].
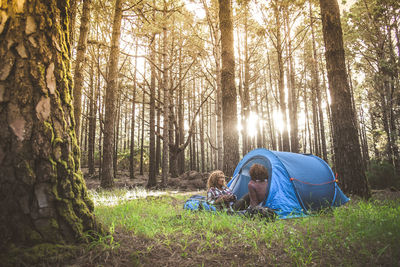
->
[[101, 0, 123, 188], [0, 0, 101, 247], [218, 0, 239, 177], [73, 0, 91, 140], [319, 0, 370, 198]]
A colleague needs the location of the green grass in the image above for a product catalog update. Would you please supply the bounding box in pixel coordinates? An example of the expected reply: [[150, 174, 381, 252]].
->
[[89, 188, 400, 266]]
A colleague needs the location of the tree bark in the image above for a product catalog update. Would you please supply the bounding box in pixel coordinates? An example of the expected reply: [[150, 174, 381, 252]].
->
[[319, 0, 370, 198], [0, 0, 101, 247], [218, 0, 239, 177]]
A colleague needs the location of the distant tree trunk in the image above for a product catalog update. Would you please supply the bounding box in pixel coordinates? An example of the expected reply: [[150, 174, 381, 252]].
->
[[266, 53, 277, 150], [242, 3, 251, 154], [359, 108, 370, 167], [156, 80, 161, 175], [200, 89, 206, 173], [284, 7, 299, 153], [69, 0, 78, 48], [169, 85, 176, 177], [219, 0, 239, 176], [304, 86, 313, 154], [369, 108, 380, 159], [311, 80, 321, 157], [177, 63, 185, 175], [273, 1, 290, 151], [210, 100, 217, 169], [129, 45, 138, 180], [98, 74, 103, 179], [147, 35, 157, 186], [129, 88, 136, 180], [73, 0, 91, 140], [309, 0, 327, 161], [237, 28, 246, 156], [191, 88, 196, 170], [255, 88, 263, 148], [113, 96, 121, 178], [161, 10, 170, 186], [88, 55, 97, 175], [0, 0, 101, 247], [319, 0, 370, 198], [101, 0, 123, 188], [140, 95, 145, 175], [320, 53, 334, 163]]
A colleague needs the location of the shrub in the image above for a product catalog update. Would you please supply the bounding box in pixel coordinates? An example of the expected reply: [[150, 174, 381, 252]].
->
[[366, 160, 400, 190]]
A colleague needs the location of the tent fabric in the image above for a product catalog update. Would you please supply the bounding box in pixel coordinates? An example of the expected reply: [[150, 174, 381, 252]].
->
[[227, 148, 349, 218]]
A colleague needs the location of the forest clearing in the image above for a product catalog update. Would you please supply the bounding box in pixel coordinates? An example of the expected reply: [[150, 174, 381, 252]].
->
[[1, 0, 400, 266]]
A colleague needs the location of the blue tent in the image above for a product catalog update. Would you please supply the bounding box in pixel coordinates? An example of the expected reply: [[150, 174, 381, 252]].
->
[[227, 148, 349, 218]]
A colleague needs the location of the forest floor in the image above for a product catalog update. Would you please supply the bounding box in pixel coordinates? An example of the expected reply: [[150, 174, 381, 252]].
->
[[78, 170, 400, 267], [4, 170, 400, 266], [84, 168, 210, 192]]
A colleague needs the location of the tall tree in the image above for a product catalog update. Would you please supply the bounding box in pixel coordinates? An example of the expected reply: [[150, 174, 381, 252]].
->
[[319, 0, 370, 198], [0, 0, 100, 246], [218, 0, 239, 176], [161, 2, 170, 186], [101, 0, 123, 188], [272, 0, 290, 151], [147, 35, 157, 186]]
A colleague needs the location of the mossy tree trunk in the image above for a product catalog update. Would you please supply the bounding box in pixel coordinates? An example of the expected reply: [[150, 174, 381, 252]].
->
[[319, 0, 371, 198], [218, 0, 239, 177], [0, 0, 101, 247]]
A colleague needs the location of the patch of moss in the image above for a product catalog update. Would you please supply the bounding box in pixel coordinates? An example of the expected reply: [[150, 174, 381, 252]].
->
[[1, 243, 79, 266], [43, 121, 55, 143], [57, 200, 83, 237]]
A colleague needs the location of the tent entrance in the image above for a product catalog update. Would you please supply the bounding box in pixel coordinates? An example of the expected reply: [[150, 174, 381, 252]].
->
[[229, 156, 272, 201]]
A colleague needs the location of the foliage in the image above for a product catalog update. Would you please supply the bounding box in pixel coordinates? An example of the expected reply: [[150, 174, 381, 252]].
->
[[366, 160, 400, 190]]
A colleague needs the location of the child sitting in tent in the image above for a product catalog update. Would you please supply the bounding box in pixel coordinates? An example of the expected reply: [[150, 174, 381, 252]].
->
[[206, 170, 237, 209], [234, 163, 269, 210]]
